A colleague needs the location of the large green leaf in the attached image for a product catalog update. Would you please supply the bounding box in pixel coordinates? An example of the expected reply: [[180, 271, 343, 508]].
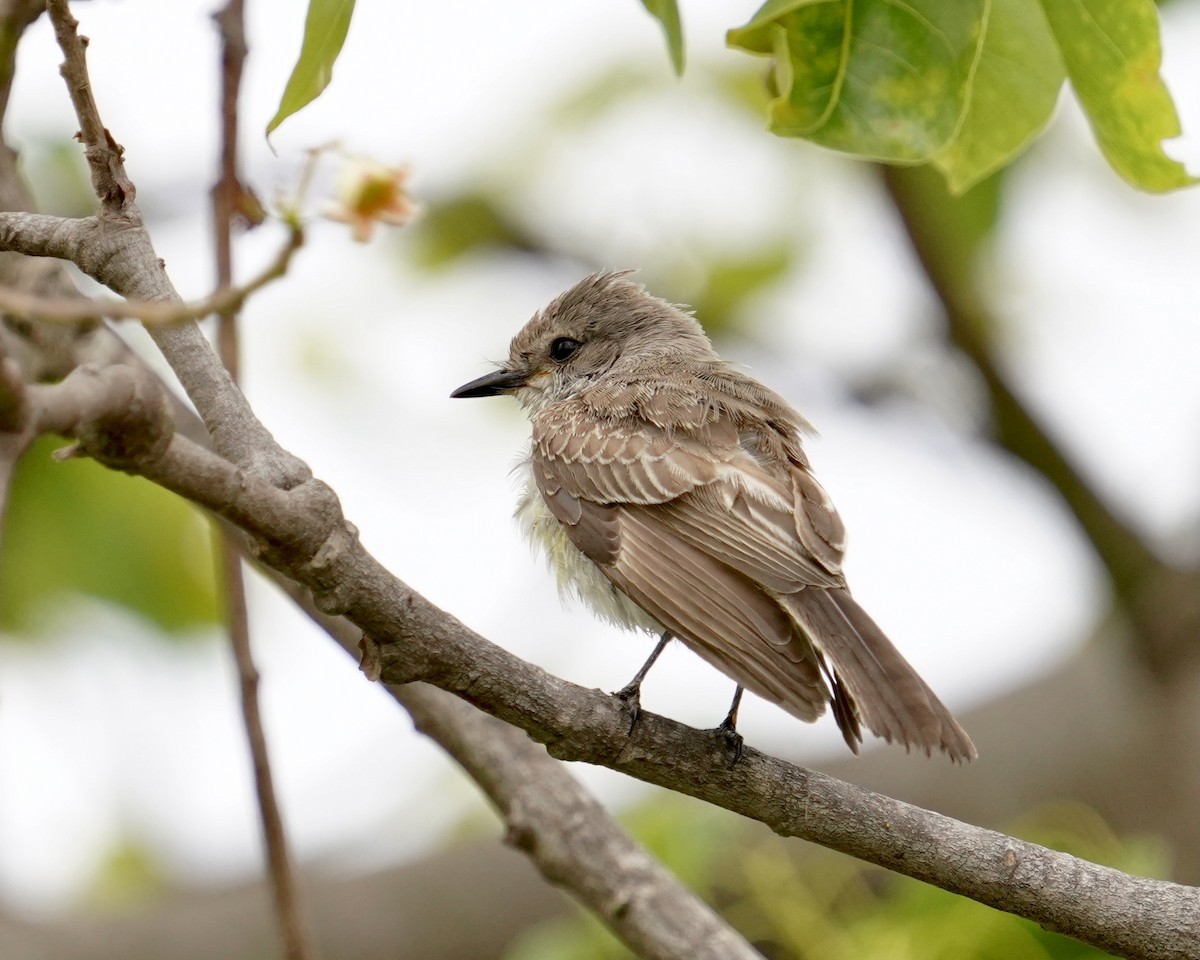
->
[[0, 437, 219, 636], [728, 0, 989, 162], [728, 0, 1194, 193], [1039, 0, 1195, 192], [639, 0, 685, 76], [932, 0, 1064, 193], [266, 0, 355, 138]]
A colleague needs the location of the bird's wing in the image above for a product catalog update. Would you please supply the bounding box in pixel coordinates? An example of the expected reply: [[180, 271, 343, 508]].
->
[[532, 400, 845, 590], [531, 399, 838, 721], [532, 397, 976, 760]]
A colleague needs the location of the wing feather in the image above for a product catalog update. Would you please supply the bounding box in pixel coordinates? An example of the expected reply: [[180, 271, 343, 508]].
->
[[610, 508, 829, 720]]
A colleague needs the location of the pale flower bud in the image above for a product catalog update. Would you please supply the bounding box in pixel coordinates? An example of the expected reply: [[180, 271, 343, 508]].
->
[[324, 157, 418, 242]]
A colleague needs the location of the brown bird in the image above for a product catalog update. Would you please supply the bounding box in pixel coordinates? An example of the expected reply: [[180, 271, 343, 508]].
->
[[452, 271, 975, 761]]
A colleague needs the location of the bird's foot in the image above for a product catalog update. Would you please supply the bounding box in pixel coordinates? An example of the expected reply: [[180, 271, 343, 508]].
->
[[612, 631, 673, 736], [713, 685, 745, 766], [613, 681, 644, 735], [714, 714, 745, 767]]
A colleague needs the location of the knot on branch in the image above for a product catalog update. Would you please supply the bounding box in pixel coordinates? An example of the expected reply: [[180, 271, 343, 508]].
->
[[62, 362, 173, 467], [303, 511, 362, 616], [79, 129, 135, 209], [503, 804, 538, 854]]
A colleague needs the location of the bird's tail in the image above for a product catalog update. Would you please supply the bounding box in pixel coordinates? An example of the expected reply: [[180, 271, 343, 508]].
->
[[781, 588, 977, 762]]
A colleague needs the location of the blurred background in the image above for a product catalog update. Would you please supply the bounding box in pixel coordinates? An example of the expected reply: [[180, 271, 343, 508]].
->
[[1, 0, 1199, 957]]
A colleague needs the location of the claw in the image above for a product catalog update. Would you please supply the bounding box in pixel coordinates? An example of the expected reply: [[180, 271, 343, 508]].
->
[[611, 631, 672, 736], [613, 682, 644, 734], [716, 685, 745, 767], [716, 722, 744, 767]]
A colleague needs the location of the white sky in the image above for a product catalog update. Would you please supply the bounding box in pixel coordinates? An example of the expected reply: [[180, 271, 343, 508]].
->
[[1, 0, 1198, 915]]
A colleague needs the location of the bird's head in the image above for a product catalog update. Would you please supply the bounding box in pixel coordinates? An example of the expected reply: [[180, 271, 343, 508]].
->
[[450, 270, 715, 412]]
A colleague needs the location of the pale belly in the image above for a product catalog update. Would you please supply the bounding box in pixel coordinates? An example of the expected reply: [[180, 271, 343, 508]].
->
[[514, 459, 663, 634]]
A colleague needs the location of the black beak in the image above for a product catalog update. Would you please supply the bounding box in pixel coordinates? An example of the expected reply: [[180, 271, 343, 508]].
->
[[450, 368, 529, 398]]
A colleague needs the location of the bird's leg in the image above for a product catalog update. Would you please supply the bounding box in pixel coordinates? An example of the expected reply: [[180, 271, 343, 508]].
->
[[613, 630, 672, 733], [716, 685, 745, 766]]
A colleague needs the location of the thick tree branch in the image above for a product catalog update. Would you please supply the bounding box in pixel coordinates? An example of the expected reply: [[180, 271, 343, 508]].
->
[[398, 684, 764, 960], [279, 580, 764, 959], [8, 363, 1196, 959], [0, 0, 43, 120], [9, 10, 1195, 956]]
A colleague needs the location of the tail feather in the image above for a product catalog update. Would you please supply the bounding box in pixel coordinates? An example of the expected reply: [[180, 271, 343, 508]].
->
[[781, 588, 976, 762]]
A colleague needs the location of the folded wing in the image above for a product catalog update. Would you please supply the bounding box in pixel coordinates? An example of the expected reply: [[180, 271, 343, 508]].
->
[[532, 394, 975, 761]]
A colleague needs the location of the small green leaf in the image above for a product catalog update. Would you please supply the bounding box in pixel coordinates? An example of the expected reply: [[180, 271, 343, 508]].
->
[[728, 0, 989, 162], [266, 0, 356, 138], [933, 0, 1065, 193], [1040, 0, 1195, 192], [639, 0, 685, 76]]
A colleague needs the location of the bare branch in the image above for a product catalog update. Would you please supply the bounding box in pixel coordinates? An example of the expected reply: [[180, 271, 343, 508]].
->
[[0, 215, 303, 325], [219, 532, 318, 960], [399, 683, 765, 960], [209, 1, 316, 957], [29, 2, 310, 489], [46, 0, 135, 212], [212, 0, 249, 381], [8, 9, 1194, 957], [11, 362, 1193, 959], [268, 578, 760, 959]]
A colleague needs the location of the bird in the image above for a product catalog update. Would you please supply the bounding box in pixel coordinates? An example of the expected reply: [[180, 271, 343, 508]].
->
[[451, 271, 976, 762]]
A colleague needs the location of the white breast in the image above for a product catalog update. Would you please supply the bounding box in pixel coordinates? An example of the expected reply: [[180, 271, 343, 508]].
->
[[513, 456, 663, 634]]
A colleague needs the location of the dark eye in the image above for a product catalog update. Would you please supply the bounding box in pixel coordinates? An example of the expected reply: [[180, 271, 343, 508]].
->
[[549, 337, 582, 363]]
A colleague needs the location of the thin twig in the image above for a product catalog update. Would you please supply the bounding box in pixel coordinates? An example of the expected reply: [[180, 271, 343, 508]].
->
[[214, 0, 247, 381], [41, 0, 309, 489], [220, 534, 318, 960], [0, 220, 303, 324], [212, 2, 315, 959], [45, 0, 135, 212]]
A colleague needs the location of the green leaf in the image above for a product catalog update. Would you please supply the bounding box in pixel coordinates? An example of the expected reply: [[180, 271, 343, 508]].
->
[[684, 245, 794, 336], [265, 0, 356, 138], [932, 0, 1065, 194], [408, 194, 543, 270], [728, 0, 991, 162], [0, 437, 219, 635], [639, 0, 685, 76], [1039, 0, 1196, 192]]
